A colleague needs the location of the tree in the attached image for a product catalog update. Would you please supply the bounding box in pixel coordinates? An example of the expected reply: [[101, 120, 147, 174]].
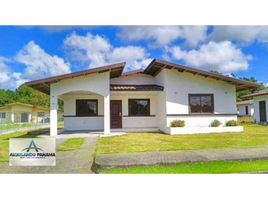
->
[[236, 77, 266, 101]]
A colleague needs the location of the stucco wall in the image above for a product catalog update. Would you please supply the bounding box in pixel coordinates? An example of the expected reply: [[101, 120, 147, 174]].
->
[[156, 69, 238, 128], [62, 94, 104, 130], [110, 73, 156, 85], [111, 92, 159, 128], [253, 95, 268, 123], [237, 104, 254, 116]]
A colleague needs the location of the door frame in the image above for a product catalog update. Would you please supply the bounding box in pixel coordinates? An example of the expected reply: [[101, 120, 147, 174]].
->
[[110, 100, 122, 129], [259, 101, 267, 122]]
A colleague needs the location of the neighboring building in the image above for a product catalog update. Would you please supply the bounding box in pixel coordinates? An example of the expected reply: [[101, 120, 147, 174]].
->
[[243, 89, 268, 124], [25, 59, 258, 135], [0, 102, 50, 124], [237, 100, 254, 116]]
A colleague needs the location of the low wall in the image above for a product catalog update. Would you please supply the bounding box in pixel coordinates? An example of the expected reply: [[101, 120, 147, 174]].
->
[[64, 117, 104, 131], [166, 115, 237, 127], [166, 126, 244, 135], [122, 116, 157, 128]]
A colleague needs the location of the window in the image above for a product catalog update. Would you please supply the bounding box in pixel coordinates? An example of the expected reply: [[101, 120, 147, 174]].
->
[[189, 94, 214, 113], [128, 99, 150, 116], [37, 112, 45, 117], [245, 106, 249, 115], [0, 112, 6, 119], [76, 99, 98, 116]]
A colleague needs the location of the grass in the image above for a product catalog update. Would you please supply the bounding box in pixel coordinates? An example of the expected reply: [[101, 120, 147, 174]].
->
[[96, 124, 268, 155], [57, 138, 85, 151], [99, 159, 268, 174], [0, 123, 34, 130], [0, 130, 39, 162]]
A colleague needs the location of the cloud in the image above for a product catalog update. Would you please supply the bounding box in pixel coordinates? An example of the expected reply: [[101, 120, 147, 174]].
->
[[166, 41, 252, 73], [118, 26, 208, 47], [211, 26, 268, 43], [0, 57, 27, 90], [64, 32, 151, 70], [16, 41, 71, 80]]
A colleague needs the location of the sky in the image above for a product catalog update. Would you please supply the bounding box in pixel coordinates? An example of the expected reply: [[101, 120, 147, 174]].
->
[[0, 25, 267, 90]]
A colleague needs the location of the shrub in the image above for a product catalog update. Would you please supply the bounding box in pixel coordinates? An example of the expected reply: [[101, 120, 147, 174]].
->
[[225, 120, 238, 126], [170, 120, 185, 127], [210, 119, 221, 127]]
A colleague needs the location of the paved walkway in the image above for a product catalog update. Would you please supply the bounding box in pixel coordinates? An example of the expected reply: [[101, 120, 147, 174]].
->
[[95, 146, 268, 168], [0, 135, 98, 173]]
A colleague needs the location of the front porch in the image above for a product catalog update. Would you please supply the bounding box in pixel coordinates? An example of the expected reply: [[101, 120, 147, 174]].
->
[[50, 89, 162, 136]]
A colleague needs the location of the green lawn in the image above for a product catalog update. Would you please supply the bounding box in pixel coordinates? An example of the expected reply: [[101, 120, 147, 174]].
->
[[96, 124, 268, 155], [57, 138, 85, 151], [0, 131, 39, 162], [99, 159, 268, 174], [0, 123, 34, 130]]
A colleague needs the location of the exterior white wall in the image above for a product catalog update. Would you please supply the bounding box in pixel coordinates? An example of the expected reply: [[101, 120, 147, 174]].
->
[[156, 69, 237, 129], [110, 92, 159, 128], [111, 74, 156, 85], [50, 72, 110, 134], [61, 94, 104, 131], [237, 104, 254, 116], [253, 95, 268, 123]]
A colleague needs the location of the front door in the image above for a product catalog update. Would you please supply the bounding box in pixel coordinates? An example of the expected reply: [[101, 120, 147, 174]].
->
[[110, 100, 122, 128], [259, 101, 267, 122]]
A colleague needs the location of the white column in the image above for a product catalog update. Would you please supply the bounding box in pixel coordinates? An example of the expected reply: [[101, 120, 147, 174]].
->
[[50, 94, 58, 136], [11, 112, 14, 123], [104, 94, 110, 134]]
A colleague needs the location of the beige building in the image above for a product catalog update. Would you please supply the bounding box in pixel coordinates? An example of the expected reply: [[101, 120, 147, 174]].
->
[[0, 102, 50, 124]]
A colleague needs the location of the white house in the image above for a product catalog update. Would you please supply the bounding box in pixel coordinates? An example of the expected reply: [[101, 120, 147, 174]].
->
[[0, 102, 50, 124], [237, 100, 254, 116], [25, 59, 259, 135], [243, 89, 268, 124]]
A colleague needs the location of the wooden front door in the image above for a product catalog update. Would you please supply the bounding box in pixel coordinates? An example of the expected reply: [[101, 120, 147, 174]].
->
[[110, 100, 122, 128], [259, 101, 267, 122]]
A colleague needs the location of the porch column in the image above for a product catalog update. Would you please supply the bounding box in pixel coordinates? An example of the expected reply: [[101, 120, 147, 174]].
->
[[50, 94, 58, 136], [104, 94, 110, 134], [10, 112, 14, 123]]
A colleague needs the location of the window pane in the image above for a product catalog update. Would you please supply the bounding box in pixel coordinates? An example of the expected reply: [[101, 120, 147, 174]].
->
[[129, 99, 150, 116], [88, 101, 97, 115], [201, 95, 213, 113], [76, 100, 98, 116], [189, 94, 213, 113], [190, 96, 201, 113]]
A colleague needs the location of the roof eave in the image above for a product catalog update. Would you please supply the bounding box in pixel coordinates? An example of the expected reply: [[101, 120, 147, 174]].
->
[[145, 59, 260, 91]]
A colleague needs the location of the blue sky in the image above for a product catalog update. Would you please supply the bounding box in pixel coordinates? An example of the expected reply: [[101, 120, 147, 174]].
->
[[0, 25, 267, 90]]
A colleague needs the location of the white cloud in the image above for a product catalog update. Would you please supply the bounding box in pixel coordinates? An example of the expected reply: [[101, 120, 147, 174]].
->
[[118, 26, 208, 47], [16, 41, 71, 80], [166, 41, 252, 73], [64, 32, 151, 70], [0, 57, 27, 89], [211, 26, 268, 43]]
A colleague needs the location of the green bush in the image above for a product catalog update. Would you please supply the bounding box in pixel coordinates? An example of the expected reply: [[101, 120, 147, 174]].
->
[[225, 120, 238, 126], [210, 119, 221, 127], [170, 120, 185, 127]]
